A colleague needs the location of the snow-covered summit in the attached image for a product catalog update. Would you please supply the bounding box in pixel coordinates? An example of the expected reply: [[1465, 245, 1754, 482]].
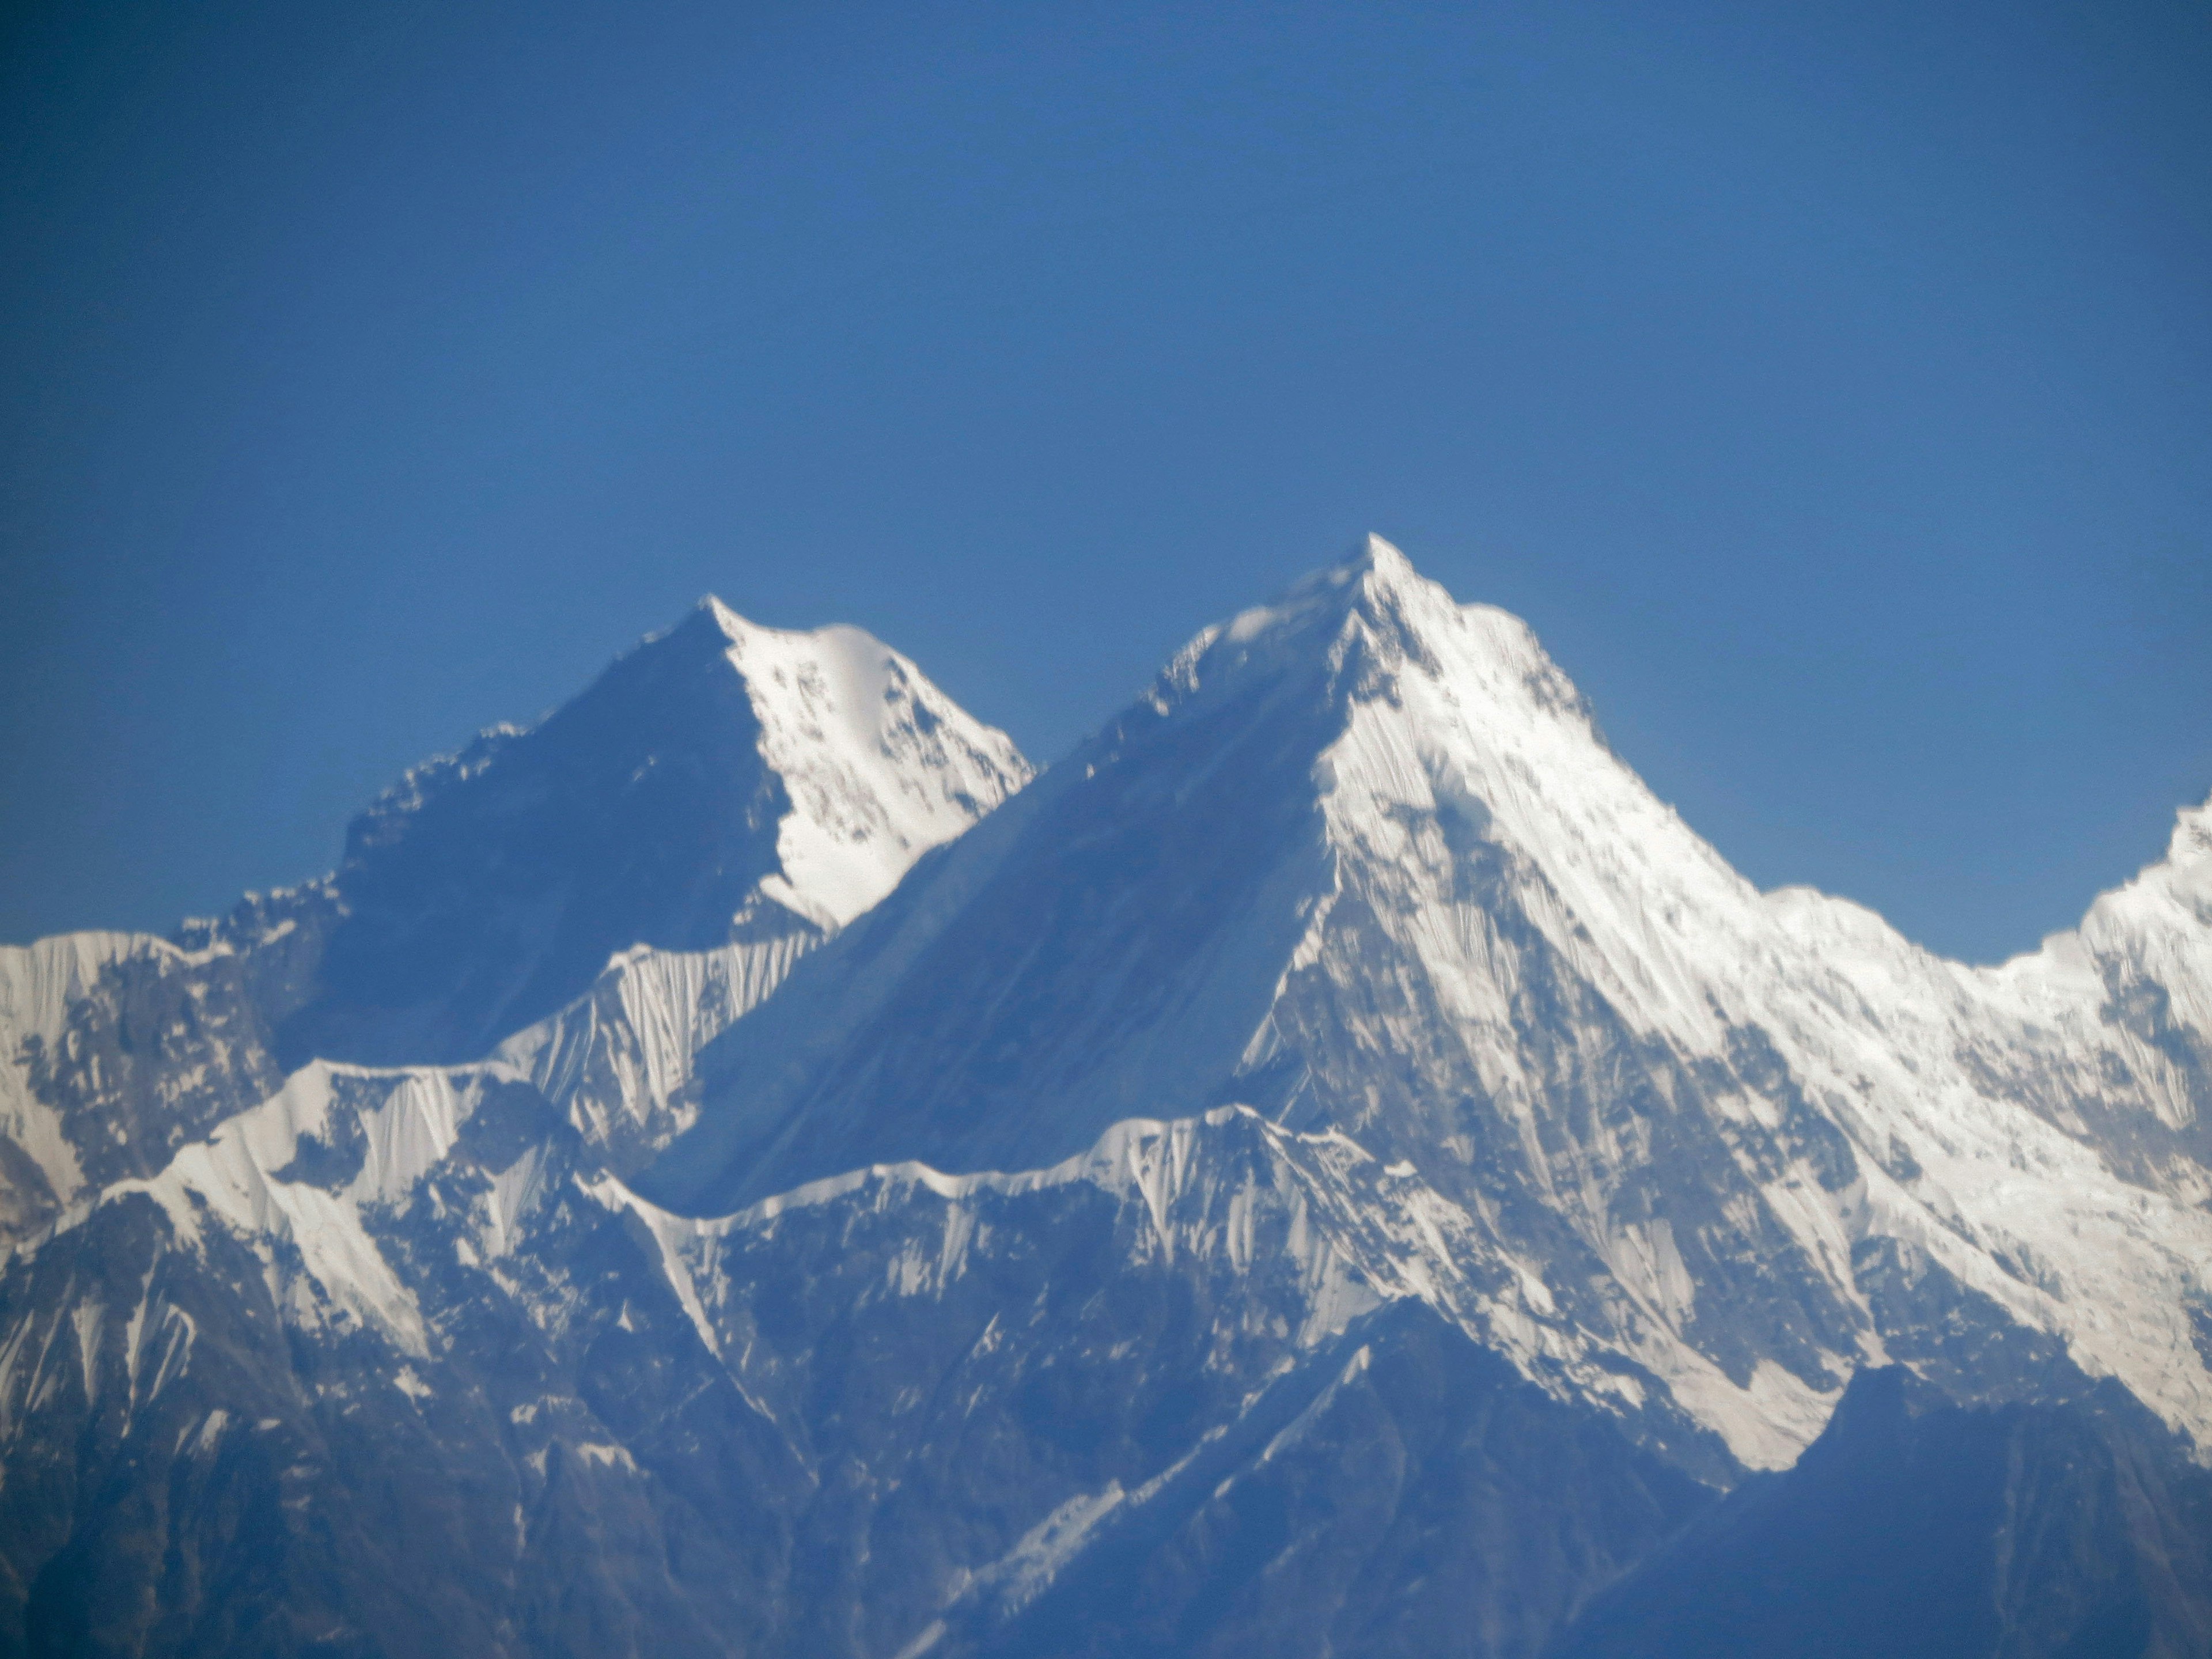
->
[[658, 536, 2212, 1464], [690, 597, 1031, 929], [2071, 792, 2212, 997], [1133, 533, 1598, 768], [7, 534, 2212, 1652], [279, 596, 1031, 1067], [650, 532, 1715, 1213]]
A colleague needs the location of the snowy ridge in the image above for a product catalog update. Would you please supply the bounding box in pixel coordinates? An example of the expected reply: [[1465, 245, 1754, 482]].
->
[[275, 596, 1032, 1068], [0, 594, 1041, 1483], [9, 849, 992, 1389], [0, 932, 168, 1208], [699, 600, 1033, 930], [2, 538, 2209, 1656], [604, 1104, 1747, 1463], [0, 1027, 1724, 1655], [2066, 793, 2212, 1085], [29, 1075, 1740, 1461], [654, 535, 2212, 1464], [494, 929, 821, 1175], [0, 933, 167, 1048], [1245, 539, 2212, 1448], [95, 1062, 478, 1355]]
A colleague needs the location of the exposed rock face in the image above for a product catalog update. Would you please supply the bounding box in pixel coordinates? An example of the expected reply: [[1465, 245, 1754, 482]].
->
[[1, 545, 2209, 1657], [0, 889, 340, 1253], [946, 1305, 1711, 1659], [0, 1078, 1714, 1659]]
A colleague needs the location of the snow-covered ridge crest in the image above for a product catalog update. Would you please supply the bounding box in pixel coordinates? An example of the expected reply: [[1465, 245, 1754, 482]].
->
[[346, 725, 525, 849], [1142, 534, 1588, 734], [1249, 540, 2212, 1448], [90, 1061, 471, 1356], [0, 585, 1029, 1254], [349, 594, 1033, 945], [16, 536, 2212, 1490], [656, 533, 2212, 1461], [695, 597, 1033, 930], [28, 918, 844, 1307], [2063, 791, 2212, 1052], [608, 1102, 1781, 1468], [491, 926, 822, 1175], [270, 592, 1033, 1070]]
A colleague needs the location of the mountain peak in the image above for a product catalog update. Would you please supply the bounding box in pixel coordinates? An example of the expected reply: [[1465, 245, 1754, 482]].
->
[[1272, 529, 1438, 622], [689, 592, 777, 646], [280, 599, 1029, 1067], [1138, 533, 1565, 752], [702, 609, 1034, 930], [1346, 529, 1419, 584], [660, 538, 1633, 1210]]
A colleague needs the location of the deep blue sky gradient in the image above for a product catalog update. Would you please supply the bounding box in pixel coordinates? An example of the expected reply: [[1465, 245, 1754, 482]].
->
[[3, 0, 2209, 960]]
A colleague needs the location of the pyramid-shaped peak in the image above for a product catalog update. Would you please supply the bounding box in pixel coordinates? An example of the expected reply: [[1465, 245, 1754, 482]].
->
[[599, 593, 778, 677], [581, 597, 910, 729], [282, 592, 1030, 1069], [1350, 531, 1418, 581], [1211, 534, 1435, 648], [687, 593, 849, 652], [694, 592, 755, 639], [683, 597, 930, 702], [643, 596, 1034, 929], [652, 534, 1660, 1218], [1150, 532, 1555, 729], [1285, 531, 1434, 607]]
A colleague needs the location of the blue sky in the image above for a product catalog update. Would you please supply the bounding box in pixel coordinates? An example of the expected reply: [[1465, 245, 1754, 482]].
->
[[3, 0, 2207, 961]]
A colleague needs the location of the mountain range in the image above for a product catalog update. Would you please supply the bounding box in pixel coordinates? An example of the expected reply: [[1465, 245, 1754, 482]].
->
[[2, 537, 2208, 1657]]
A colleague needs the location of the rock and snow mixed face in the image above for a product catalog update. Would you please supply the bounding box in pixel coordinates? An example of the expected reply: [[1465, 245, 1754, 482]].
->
[[0, 933, 159, 1233], [1, 539, 2209, 1657], [699, 603, 1031, 933], [281, 598, 1032, 1069], [0, 598, 1030, 1232], [650, 536, 2212, 1465]]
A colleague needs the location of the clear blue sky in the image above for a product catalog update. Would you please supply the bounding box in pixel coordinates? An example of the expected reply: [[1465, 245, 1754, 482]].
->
[[3, 0, 2207, 962]]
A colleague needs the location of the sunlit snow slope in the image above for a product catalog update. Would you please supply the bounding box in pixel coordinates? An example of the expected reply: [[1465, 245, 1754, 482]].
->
[[654, 537, 2212, 1467], [2, 543, 2209, 1659], [0, 597, 1031, 1222], [282, 597, 1031, 1067]]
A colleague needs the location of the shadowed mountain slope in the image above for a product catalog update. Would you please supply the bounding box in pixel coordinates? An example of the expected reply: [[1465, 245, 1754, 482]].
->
[[648, 537, 2212, 1469], [281, 599, 1031, 1068], [1, 539, 2209, 1657], [1556, 1365, 2212, 1659]]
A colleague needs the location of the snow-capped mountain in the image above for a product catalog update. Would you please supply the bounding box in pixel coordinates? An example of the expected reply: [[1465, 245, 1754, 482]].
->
[[0, 601, 1029, 1237], [1, 543, 2207, 1658], [282, 598, 1032, 1069], [645, 536, 2212, 1469]]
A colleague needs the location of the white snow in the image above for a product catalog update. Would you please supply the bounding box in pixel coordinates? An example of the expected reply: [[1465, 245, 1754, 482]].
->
[[700, 601, 1032, 930], [11, 540, 2212, 1493], [99, 1062, 461, 1357], [681, 536, 2212, 1465], [495, 930, 820, 1161], [1206, 537, 2212, 1452], [0, 931, 172, 1209], [599, 1103, 1732, 1454]]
